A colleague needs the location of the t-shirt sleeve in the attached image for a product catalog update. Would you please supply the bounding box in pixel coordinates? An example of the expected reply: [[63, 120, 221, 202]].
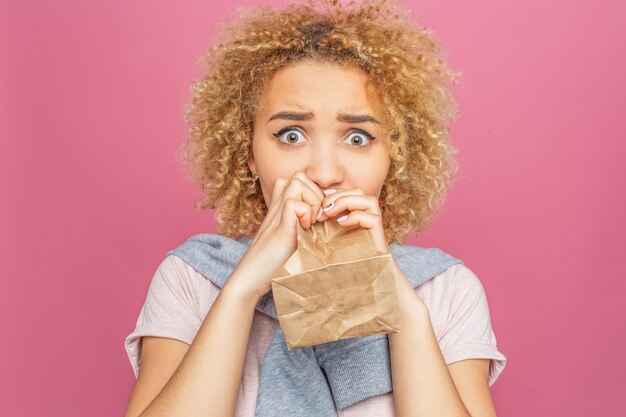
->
[[437, 264, 507, 387], [124, 255, 204, 378]]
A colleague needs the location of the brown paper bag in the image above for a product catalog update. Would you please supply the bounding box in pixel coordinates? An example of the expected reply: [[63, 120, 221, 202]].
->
[[270, 217, 402, 350]]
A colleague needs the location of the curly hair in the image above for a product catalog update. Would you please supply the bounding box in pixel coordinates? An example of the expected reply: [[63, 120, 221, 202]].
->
[[176, 0, 462, 245]]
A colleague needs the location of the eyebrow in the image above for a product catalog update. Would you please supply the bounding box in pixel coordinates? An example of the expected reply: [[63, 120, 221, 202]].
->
[[268, 110, 380, 124]]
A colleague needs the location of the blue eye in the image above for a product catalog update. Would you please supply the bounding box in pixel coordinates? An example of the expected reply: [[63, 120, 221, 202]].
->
[[272, 126, 376, 148]]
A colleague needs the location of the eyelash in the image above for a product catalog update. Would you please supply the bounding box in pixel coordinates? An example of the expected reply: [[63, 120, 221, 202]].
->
[[272, 125, 376, 148]]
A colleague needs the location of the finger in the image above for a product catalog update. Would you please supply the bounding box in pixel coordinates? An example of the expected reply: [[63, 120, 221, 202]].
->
[[317, 187, 366, 222], [279, 198, 314, 235], [291, 172, 325, 224], [334, 211, 389, 254], [320, 194, 380, 222], [292, 171, 325, 201], [268, 177, 288, 208], [259, 175, 321, 238], [278, 176, 324, 226]]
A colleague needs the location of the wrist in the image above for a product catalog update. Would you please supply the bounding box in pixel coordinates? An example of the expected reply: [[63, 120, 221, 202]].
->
[[390, 259, 430, 319], [396, 290, 429, 322], [222, 277, 264, 309]]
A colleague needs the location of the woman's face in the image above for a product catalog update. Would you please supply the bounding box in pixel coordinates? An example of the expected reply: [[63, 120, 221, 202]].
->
[[249, 60, 391, 211]]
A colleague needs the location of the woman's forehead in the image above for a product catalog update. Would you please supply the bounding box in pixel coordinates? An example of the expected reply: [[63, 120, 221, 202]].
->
[[259, 61, 382, 119]]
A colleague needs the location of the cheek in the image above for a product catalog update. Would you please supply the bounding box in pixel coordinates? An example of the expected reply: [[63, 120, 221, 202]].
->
[[259, 159, 302, 187], [352, 157, 390, 193]]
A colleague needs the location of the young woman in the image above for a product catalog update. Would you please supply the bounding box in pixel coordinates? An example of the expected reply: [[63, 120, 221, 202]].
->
[[124, 1, 506, 416]]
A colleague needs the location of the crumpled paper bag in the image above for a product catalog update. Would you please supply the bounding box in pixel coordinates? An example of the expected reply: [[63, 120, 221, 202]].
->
[[270, 217, 402, 350]]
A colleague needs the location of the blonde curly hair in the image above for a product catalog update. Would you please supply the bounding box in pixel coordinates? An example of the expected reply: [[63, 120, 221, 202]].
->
[[177, 0, 462, 245]]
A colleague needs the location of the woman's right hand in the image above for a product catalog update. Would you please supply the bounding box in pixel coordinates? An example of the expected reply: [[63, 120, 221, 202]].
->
[[225, 171, 326, 302]]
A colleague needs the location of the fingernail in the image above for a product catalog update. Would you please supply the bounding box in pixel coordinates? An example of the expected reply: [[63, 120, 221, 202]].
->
[[316, 207, 323, 220], [337, 215, 348, 222], [323, 189, 336, 195], [323, 202, 334, 211]]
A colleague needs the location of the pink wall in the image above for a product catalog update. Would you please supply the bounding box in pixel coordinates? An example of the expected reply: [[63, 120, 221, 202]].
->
[[1, 0, 624, 415]]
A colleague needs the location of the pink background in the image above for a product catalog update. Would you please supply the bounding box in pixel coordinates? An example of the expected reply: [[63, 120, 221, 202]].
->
[[1, 0, 624, 415]]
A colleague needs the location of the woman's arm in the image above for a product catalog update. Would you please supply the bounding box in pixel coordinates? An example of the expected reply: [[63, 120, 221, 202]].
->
[[127, 173, 330, 416], [389, 259, 490, 417], [130, 273, 261, 417]]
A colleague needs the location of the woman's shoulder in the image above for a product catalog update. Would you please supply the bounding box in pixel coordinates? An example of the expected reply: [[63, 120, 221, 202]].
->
[[414, 261, 492, 335], [415, 260, 488, 308], [158, 253, 223, 298], [419, 262, 485, 295]]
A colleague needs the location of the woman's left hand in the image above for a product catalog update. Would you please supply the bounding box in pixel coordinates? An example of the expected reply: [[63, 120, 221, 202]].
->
[[318, 187, 428, 312], [317, 187, 390, 255]]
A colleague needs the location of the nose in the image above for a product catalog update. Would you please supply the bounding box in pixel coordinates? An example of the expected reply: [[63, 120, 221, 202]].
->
[[303, 139, 344, 190]]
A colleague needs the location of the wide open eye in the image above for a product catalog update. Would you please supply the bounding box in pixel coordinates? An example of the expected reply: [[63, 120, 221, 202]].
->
[[272, 126, 306, 146], [271, 126, 376, 147], [344, 129, 375, 147]]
